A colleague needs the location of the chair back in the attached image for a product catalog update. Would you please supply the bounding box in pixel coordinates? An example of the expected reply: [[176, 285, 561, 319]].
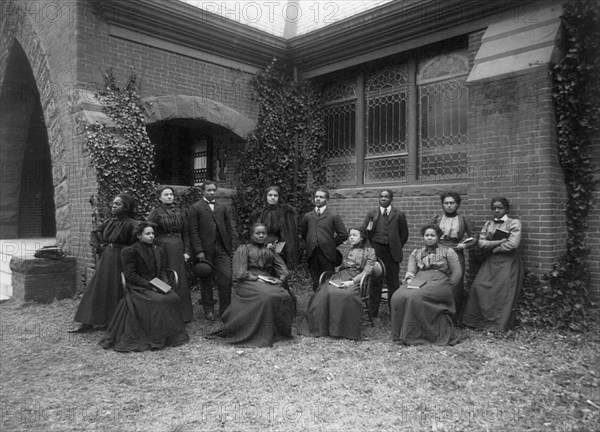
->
[[371, 258, 386, 280]]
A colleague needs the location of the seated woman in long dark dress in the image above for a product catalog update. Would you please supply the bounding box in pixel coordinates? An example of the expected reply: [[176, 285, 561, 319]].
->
[[69, 193, 137, 333], [252, 186, 300, 269], [100, 222, 189, 352], [147, 186, 193, 322], [463, 197, 523, 331], [303, 227, 376, 341], [211, 223, 295, 347], [390, 223, 462, 346]]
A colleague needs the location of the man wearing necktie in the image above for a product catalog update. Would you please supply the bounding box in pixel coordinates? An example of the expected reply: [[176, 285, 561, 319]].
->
[[300, 188, 348, 291], [362, 190, 409, 317], [188, 180, 233, 320]]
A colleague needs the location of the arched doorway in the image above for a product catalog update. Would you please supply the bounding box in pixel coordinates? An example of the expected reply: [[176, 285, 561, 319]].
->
[[147, 119, 244, 188], [0, 40, 55, 239], [143, 95, 255, 189]]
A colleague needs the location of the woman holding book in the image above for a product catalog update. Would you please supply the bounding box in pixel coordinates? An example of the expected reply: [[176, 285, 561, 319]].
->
[[147, 186, 193, 322], [210, 223, 295, 347], [302, 227, 376, 341], [69, 193, 138, 333], [100, 222, 189, 352], [390, 223, 462, 345], [430, 191, 477, 314], [463, 197, 523, 331], [251, 185, 300, 269]]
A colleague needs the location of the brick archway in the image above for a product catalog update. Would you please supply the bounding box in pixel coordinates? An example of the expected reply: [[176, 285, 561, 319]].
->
[[0, 2, 68, 241], [142, 95, 255, 140]]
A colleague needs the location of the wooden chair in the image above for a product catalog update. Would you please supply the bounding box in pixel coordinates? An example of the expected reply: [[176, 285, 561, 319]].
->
[[318, 259, 386, 327], [360, 259, 386, 325]]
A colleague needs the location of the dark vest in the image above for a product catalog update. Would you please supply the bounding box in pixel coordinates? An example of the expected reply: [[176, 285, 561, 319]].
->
[[371, 211, 389, 244]]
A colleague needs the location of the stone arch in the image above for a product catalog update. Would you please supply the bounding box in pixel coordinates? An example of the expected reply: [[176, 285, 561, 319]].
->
[[142, 95, 255, 140], [0, 2, 68, 242]]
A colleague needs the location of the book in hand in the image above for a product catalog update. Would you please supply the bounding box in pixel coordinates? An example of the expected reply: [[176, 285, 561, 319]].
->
[[491, 228, 510, 241], [407, 280, 427, 289], [328, 280, 345, 288], [273, 241, 286, 254], [458, 237, 474, 246], [257, 275, 280, 284], [150, 277, 171, 294]]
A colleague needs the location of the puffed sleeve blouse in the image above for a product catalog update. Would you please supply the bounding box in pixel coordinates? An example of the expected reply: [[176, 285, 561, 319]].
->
[[233, 243, 289, 282], [341, 246, 376, 285], [478, 217, 521, 252], [405, 245, 462, 288], [147, 204, 191, 252], [91, 215, 137, 248]]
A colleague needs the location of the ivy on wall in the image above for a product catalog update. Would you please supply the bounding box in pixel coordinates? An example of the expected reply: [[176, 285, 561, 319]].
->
[[232, 59, 326, 240], [519, 0, 599, 331], [85, 70, 157, 222]]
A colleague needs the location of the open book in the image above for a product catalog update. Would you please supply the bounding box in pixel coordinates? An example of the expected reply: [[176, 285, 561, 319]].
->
[[150, 277, 171, 294], [491, 229, 510, 241], [328, 280, 344, 287], [257, 275, 280, 284]]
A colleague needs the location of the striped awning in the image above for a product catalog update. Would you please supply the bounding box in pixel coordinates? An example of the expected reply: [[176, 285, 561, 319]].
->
[[467, 2, 563, 83]]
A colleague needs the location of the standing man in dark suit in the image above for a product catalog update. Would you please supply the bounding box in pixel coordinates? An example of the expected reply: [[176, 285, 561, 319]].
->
[[362, 190, 409, 317], [300, 188, 348, 291], [188, 180, 233, 320]]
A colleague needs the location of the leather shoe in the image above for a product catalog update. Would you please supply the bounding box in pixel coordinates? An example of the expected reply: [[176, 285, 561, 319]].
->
[[67, 323, 94, 333]]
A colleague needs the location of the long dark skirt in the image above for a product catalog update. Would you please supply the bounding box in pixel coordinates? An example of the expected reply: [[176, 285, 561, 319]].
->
[[211, 278, 295, 347], [302, 269, 363, 341], [440, 239, 465, 315], [463, 251, 523, 331], [74, 245, 124, 326], [99, 286, 189, 352], [390, 270, 458, 345], [155, 235, 193, 322]]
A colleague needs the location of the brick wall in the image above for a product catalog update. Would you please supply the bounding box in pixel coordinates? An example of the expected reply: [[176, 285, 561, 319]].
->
[[321, 31, 580, 298], [75, 3, 258, 122]]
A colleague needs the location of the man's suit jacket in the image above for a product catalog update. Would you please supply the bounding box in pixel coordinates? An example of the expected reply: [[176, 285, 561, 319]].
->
[[187, 199, 233, 258], [121, 242, 167, 289], [362, 207, 409, 263], [300, 208, 348, 263]]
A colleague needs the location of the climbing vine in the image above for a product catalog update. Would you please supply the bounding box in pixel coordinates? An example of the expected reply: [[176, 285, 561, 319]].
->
[[232, 59, 326, 240], [519, 0, 599, 331], [85, 70, 157, 222]]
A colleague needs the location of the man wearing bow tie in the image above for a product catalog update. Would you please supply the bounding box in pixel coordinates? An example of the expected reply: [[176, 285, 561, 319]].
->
[[362, 190, 409, 317], [300, 188, 348, 291], [188, 180, 233, 320]]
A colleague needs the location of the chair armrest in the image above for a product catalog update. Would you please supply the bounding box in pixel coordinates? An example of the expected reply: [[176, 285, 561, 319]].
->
[[319, 271, 334, 284], [166, 269, 179, 289]]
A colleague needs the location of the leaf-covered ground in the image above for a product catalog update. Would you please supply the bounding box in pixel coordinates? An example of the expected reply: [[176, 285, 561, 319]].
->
[[1, 284, 598, 432]]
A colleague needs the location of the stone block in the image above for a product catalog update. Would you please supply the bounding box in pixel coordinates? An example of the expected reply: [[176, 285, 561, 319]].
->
[[10, 256, 77, 303]]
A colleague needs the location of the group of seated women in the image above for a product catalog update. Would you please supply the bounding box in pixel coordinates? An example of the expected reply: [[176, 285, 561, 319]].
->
[[70, 186, 522, 351]]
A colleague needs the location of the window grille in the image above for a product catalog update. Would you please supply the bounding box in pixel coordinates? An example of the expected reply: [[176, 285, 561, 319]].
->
[[418, 53, 468, 181]]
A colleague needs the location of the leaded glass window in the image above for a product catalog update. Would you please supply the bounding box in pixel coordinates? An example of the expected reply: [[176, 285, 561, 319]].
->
[[418, 53, 468, 181], [364, 64, 408, 183], [322, 80, 357, 185]]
